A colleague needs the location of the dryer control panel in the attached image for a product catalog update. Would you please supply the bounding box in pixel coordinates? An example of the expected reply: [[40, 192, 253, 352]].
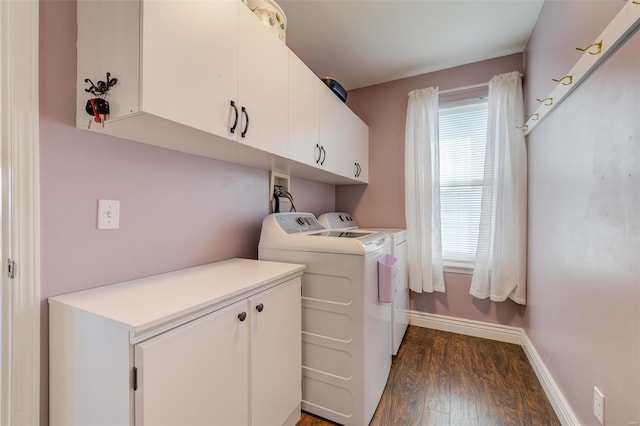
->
[[318, 212, 358, 230], [275, 213, 326, 234]]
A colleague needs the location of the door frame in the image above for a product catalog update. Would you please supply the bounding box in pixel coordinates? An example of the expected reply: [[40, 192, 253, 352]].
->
[[0, 1, 41, 425]]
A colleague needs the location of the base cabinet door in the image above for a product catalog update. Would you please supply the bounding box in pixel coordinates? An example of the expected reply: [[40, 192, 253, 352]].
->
[[250, 279, 302, 425], [134, 299, 249, 426]]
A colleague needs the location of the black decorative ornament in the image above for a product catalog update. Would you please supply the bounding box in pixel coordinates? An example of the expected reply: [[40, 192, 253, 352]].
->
[[84, 72, 117, 127], [84, 72, 118, 97]]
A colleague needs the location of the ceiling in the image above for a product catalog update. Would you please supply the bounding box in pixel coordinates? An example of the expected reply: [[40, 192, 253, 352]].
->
[[277, 0, 545, 90]]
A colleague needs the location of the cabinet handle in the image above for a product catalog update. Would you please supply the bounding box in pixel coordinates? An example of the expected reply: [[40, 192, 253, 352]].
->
[[229, 100, 238, 134], [314, 144, 321, 164], [237, 312, 247, 322], [354, 162, 359, 177], [241, 107, 249, 138], [320, 145, 326, 165], [256, 303, 264, 313], [358, 163, 361, 177]]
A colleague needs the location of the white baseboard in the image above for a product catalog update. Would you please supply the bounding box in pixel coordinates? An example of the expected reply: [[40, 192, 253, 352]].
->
[[408, 310, 522, 344], [408, 310, 579, 426], [520, 331, 580, 426]]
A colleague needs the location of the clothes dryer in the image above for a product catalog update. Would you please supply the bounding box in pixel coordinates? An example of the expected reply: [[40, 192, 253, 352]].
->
[[259, 212, 392, 426], [318, 212, 409, 356]]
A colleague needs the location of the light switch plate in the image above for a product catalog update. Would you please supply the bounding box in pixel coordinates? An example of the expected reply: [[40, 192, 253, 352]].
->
[[97, 199, 120, 230]]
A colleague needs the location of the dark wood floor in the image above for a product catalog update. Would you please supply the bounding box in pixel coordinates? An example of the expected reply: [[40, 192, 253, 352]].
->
[[297, 326, 560, 426]]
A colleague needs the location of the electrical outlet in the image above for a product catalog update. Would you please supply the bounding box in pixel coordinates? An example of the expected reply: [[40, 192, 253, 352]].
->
[[594, 386, 605, 425]]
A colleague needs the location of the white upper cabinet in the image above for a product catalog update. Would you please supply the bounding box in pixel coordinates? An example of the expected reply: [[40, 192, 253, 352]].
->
[[238, 4, 289, 157], [76, 0, 368, 185], [141, 0, 239, 140]]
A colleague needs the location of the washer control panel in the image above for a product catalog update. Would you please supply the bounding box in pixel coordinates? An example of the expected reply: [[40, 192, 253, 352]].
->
[[275, 212, 326, 234]]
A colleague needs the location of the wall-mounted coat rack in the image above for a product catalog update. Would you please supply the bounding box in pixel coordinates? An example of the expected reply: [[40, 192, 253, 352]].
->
[[524, 1, 640, 135]]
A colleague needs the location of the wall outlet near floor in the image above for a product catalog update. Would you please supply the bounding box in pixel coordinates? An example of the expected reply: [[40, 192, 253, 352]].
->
[[594, 386, 605, 425], [97, 199, 120, 230]]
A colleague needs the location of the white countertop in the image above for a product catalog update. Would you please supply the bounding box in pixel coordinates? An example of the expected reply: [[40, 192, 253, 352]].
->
[[49, 258, 304, 334]]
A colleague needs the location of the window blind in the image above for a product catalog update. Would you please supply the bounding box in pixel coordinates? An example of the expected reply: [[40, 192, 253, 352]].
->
[[438, 99, 488, 264]]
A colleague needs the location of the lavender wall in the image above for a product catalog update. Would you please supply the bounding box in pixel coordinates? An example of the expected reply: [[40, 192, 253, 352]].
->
[[524, 4, 639, 426], [339, 54, 526, 326], [39, 1, 334, 422]]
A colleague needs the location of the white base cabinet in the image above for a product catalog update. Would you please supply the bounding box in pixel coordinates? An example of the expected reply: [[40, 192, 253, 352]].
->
[[49, 259, 303, 426]]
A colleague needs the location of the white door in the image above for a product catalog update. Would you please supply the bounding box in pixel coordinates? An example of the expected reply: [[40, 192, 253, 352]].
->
[[135, 300, 249, 426], [238, 4, 289, 157], [250, 279, 301, 425], [141, 0, 240, 140], [1, 1, 40, 425], [288, 52, 320, 166]]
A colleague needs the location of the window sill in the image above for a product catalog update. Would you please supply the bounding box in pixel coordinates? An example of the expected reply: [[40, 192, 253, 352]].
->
[[443, 261, 474, 275]]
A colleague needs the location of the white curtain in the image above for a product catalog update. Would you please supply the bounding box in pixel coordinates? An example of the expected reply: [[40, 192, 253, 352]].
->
[[405, 87, 446, 293], [470, 71, 527, 304]]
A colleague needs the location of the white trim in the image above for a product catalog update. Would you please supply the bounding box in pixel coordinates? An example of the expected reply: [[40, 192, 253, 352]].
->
[[408, 311, 580, 425], [521, 331, 580, 426], [408, 310, 522, 344], [1, 1, 41, 425]]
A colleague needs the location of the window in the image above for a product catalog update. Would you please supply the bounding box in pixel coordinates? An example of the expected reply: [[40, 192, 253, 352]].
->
[[438, 98, 488, 266]]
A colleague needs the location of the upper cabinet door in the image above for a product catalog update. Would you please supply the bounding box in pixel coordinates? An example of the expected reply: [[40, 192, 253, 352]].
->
[[134, 299, 249, 426], [141, 0, 239, 140], [318, 85, 345, 174], [288, 52, 320, 166], [238, 4, 289, 157], [343, 114, 369, 183]]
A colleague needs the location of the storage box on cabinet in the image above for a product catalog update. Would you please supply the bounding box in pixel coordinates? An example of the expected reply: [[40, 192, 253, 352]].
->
[[49, 259, 303, 426]]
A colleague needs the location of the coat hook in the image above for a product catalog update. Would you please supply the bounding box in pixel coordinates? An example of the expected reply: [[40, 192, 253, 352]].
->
[[517, 124, 528, 131], [536, 97, 554, 106], [576, 40, 603, 55], [551, 75, 573, 85], [526, 113, 539, 121]]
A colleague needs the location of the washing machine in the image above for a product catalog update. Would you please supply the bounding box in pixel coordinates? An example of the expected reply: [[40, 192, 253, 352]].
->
[[318, 212, 409, 356], [259, 212, 392, 426]]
